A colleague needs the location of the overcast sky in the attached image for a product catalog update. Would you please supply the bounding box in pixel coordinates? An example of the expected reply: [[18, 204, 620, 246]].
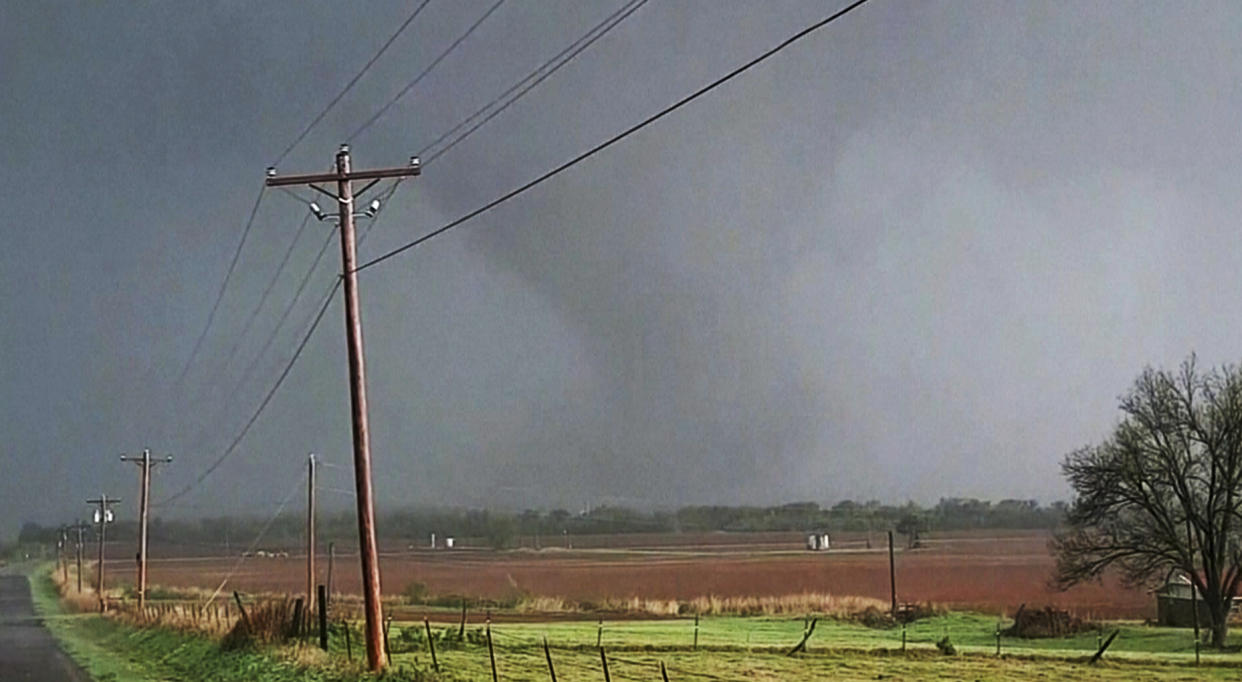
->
[[3, 1, 1242, 542]]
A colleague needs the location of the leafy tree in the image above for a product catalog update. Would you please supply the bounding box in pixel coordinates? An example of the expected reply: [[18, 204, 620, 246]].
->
[[895, 513, 925, 549], [17, 522, 50, 545], [483, 515, 517, 550], [1053, 357, 1242, 647]]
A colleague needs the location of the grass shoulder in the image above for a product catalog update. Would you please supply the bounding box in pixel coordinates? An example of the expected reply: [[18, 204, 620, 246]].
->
[[29, 568, 447, 682]]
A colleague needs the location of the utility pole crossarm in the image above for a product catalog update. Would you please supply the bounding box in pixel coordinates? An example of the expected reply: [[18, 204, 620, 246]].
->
[[120, 454, 173, 464], [265, 161, 421, 188]]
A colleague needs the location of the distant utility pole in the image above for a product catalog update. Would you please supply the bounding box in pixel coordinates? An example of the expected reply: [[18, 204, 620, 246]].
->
[[87, 495, 120, 612], [266, 145, 421, 672], [120, 449, 172, 611], [58, 526, 68, 584], [307, 453, 316, 620], [69, 520, 89, 593], [888, 530, 897, 617]]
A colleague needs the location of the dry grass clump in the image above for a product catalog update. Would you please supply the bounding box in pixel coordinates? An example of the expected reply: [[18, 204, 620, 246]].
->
[[120, 597, 243, 637], [685, 593, 889, 617], [222, 598, 303, 650], [50, 563, 108, 613], [512, 592, 892, 619], [513, 595, 570, 612], [600, 596, 682, 616]]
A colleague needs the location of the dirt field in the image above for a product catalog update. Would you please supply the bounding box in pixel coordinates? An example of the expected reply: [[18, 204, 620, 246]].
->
[[116, 529, 1150, 619]]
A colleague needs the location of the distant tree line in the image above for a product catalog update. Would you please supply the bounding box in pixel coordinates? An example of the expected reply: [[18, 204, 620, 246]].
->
[[12, 497, 1065, 555]]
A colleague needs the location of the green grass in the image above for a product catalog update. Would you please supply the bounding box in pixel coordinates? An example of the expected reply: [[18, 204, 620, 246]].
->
[[394, 645, 1237, 682], [383, 611, 1242, 680], [26, 563, 1242, 680], [409, 611, 1226, 660], [28, 569, 444, 681]]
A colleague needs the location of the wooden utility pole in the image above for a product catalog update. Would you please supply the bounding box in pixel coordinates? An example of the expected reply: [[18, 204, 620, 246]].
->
[[327, 541, 335, 605], [121, 449, 171, 611], [87, 495, 120, 612], [58, 526, 68, 584], [888, 530, 897, 617], [307, 453, 316, 622], [70, 520, 88, 593], [266, 145, 421, 671]]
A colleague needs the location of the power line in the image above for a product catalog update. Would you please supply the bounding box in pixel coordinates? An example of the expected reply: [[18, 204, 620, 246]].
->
[[357, 178, 406, 248], [178, 226, 337, 461], [420, 0, 648, 166], [355, 0, 871, 273], [215, 179, 403, 444], [217, 211, 314, 376], [186, 271, 339, 485], [171, 197, 310, 450], [317, 0, 627, 289], [184, 179, 405, 464], [156, 278, 342, 507], [271, 0, 434, 167], [414, 0, 643, 160], [230, 228, 338, 402], [200, 469, 307, 608], [175, 185, 266, 387], [348, 0, 508, 142], [275, 185, 315, 205]]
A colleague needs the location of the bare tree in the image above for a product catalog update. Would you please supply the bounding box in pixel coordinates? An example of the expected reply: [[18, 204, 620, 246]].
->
[[1053, 356, 1242, 646]]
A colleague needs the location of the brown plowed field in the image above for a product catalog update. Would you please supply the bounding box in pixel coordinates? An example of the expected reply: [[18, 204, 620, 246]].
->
[[121, 530, 1150, 619]]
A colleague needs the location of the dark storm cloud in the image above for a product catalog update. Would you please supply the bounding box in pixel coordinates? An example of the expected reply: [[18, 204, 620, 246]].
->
[[4, 1, 1242, 539]]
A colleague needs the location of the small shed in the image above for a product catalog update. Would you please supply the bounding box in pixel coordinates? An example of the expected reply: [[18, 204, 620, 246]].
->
[[1155, 576, 1211, 627], [805, 533, 831, 551]]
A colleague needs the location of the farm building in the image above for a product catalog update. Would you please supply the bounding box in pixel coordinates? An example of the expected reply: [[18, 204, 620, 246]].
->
[[805, 533, 831, 551], [1154, 575, 1241, 627]]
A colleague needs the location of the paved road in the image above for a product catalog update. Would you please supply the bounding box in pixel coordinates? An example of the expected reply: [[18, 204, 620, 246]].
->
[[0, 575, 92, 681]]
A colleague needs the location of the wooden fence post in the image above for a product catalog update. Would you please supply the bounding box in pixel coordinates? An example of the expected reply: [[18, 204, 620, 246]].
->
[[542, 636, 556, 682], [486, 620, 498, 682], [383, 615, 392, 661], [233, 592, 249, 632], [291, 598, 304, 639], [599, 647, 611, 682], [786, 618, 818, 656], [1088, 630, 1119, 664], [459, 598, 468, 640], [425, 617, 439, 672], [344, 620, 353, 661], [317, 586, 328, 651]]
